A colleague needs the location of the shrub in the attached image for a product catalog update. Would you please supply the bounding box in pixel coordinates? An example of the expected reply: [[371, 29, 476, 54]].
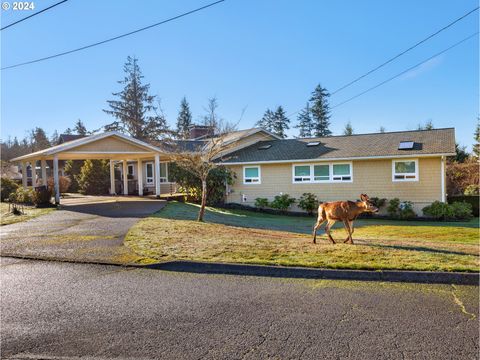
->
[[64, 160, 84, 192], [1, 177, 19, 202], [254, 197, 269, 209], [387, 198, 416, 219], [369, 197, 387, 209], [33, 186, 52, 207], [10, 187, 35, 205], [47, 176, 72, 194], [464, 184, 479, 196], [270, 194, 295, 211], [423, 201, 473, 220], [76, 160, 111, 195], [448, 195, 479, 217], [298, 193, 319, 215]]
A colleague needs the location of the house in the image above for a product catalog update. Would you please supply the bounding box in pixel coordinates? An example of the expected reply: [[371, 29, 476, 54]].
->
[[10, 126, 456, 214], [219, 128, 456, 214]]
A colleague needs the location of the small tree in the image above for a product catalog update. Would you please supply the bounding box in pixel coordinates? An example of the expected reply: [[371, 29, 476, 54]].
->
[[176, 97, 193, 139], [256, 109, 275, 133], [343, 122, 354, 136], [473, 120, 479, 158], [295, 103, 313, 138], [76, 160, 110, 195], [64, 160, 84, 192], [272, 106, 290, 138], [310, 84, 331, 137]]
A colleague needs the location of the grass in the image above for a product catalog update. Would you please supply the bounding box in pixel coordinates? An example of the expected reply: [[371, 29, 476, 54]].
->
[[125, 202, 480, 272], [0, 202, 55, 226]]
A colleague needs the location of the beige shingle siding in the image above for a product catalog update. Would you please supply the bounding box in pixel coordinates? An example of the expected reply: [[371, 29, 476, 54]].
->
[[222, 128, 456, 163], [226, 157, 443, 215], [73, 137, 150, 153]]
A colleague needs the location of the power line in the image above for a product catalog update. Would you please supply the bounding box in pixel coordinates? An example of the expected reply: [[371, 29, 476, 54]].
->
[[1, 0, 69, 31], [330, 32, 478, 109], [1, 0, 225, 70], [330, 6, 479, 95]]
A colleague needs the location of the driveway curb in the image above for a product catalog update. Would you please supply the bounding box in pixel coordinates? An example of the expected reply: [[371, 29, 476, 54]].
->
[[2, 254, 478, 285]]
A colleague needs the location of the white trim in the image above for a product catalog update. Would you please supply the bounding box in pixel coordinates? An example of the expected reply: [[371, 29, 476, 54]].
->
[[441, 156, 446, 202], [145, 162, 154, 185], [292, 162, 353, 184], [392, 159, 419, 182], [61, 151, 153, 154], [243, 165, 261, 185], [220, 153, 456, 165]]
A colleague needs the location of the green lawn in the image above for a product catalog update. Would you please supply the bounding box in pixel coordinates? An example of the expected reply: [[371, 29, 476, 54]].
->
[[0, 202, 55, 226], [125, 202, 480, 272]]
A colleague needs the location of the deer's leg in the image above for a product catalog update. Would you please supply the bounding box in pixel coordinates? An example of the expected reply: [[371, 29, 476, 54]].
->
[[312, 217, 326, 244], [325, 220, 336, 244], [343, 220, 352, 243]]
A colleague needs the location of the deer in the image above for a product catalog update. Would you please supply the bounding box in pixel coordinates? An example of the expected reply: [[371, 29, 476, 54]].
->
[[312, 194, 378, 245]]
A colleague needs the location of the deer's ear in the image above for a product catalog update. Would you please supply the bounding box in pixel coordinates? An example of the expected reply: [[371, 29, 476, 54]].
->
[[360, 194, 366, 201]]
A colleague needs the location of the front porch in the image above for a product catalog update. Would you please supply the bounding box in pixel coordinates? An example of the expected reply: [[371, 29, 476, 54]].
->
[[12, 132, 176, 204]]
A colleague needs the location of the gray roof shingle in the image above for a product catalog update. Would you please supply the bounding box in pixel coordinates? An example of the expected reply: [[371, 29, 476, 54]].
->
[[221, 128, 456, 163]]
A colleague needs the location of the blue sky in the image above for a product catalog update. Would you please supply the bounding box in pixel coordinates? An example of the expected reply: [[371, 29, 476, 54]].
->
[[1, 0, 478, 149]]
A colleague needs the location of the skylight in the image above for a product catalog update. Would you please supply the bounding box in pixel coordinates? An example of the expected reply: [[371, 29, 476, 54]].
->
[[398, 141, 414, 150], [306, 142, 320, 147], [258, 144, 272, 150]]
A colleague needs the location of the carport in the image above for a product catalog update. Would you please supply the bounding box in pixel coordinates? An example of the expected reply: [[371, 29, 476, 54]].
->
[[11, 132, 172, 204]]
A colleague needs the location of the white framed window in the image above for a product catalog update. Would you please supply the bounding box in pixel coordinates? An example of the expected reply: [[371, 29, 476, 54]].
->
[[392, 159, 418, 182], [145, 162, 154, 184], [243, 166, 261, 184], [159, 163, 168, 183], [127, 164, 135, 177], [292, 163, 352, 183]]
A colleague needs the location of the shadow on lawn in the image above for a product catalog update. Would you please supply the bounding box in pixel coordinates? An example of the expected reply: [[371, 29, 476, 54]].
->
[[369, 243, 476, 257]]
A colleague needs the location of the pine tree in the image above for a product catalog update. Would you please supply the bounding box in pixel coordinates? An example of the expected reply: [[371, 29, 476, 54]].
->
[[309, 84, 332, 137], [256, 109, 275, 132], [64, 160, 84, 192], [474, 120, 480, 158], [176, 97, 192, 139], [74, 119, 88, 135], [103, 56, 169, 141], [295, 103, 313, 138], [272, 106, 290, 139], [424, 120, 434, 130], [76, 160, 110, 195], [30, 127, 51, 151], [50, 130, 59, 145], [379, 126, 386, 133], [343, 122, 354, 136]]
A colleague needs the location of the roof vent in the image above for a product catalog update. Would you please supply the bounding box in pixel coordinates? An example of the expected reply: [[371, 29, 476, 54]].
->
[[258, 144, 272, 150], [398, 141, 414, 150], [306, 142, 320, 147]]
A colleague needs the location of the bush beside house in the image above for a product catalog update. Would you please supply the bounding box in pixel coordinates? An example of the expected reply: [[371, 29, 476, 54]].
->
[[76, 160, 111, 195], [1, 177, 19, 202], [423, 201, 473, 221]]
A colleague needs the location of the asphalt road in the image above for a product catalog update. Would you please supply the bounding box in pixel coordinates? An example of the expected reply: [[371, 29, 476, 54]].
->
[[1, 258, 478, 360]]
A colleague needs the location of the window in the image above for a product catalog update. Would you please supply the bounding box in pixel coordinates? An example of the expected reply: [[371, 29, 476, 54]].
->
[[145, 162, 154, 184], [127, 164, 135, 177], [160, 163, 168, 183], [306, 142, 320, 146], [294, 165, 311, 182], [243, 166, 261, 184], [398, 141, 414, 150], [293, 163, 352, 183], [392, 159, 418, 181]]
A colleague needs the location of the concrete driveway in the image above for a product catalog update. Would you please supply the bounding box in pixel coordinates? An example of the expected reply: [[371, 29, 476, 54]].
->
[[0, 196, 166, 264]]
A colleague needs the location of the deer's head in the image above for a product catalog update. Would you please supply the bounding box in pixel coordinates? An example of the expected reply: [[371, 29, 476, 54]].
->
[[359, 194, 379, 213]]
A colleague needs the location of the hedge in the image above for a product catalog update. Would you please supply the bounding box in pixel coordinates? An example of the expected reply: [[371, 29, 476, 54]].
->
[[448, 196, 479, 217]]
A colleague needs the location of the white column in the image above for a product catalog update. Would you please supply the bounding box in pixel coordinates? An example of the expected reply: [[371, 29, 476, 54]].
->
[[41, 159, 47, 186], [53, 155, 60, 204], [122, 160, 128, 195], [21, 162, 28, 188], [154, 154, 160, 197], [31, 160, 38, 187], [109, 160, 116, 195], [137, 159, 143, 196], [441, 156, 446, 203]]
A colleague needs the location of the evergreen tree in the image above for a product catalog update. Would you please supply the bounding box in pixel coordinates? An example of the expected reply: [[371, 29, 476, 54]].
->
[[379, 126, 386, 133], [74, 119, 88, 135], [295, 103, 313, 138], [176, 97, 192, 139], [417, 120, 434, 130], [474, 120, 480, 158], [343, 122, 354, 136], [103, 56, 169, 141], [30, 127, 51, 152], [64, 128, 73, 135], [256, 109, 275, 132], [64, 160, 84, 192], [76, 160, 110, 195], [272, 106, 290, 139], [309, 84, 331, 136], [454, 143, 469, 163], [50, 130, 59, 145]]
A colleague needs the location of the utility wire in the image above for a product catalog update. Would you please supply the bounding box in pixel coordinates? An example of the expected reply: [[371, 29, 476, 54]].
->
[[330, 6, 479, 95], [330, 32, 478, 109], [1, 0, 69, 31], [1, 0, 225, 70]]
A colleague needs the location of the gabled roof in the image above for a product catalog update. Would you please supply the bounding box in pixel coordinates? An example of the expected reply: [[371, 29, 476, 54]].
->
[[220, 128, 456, 164], [11, 132, 162, 161]]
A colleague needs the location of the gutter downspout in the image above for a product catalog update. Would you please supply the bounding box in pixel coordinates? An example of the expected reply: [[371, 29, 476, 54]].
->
[[441, 156, 446, 203]]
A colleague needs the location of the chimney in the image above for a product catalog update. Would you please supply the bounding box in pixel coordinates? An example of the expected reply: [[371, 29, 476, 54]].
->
[[189, 125, 214, 139]]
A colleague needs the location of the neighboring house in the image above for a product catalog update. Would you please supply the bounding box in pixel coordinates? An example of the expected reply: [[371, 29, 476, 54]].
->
[[220, 128, 456, 214], [10, 126, 456, 214]]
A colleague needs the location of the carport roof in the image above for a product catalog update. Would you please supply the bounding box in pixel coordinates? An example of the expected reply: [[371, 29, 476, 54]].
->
[[11, 132, 164, 162]]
